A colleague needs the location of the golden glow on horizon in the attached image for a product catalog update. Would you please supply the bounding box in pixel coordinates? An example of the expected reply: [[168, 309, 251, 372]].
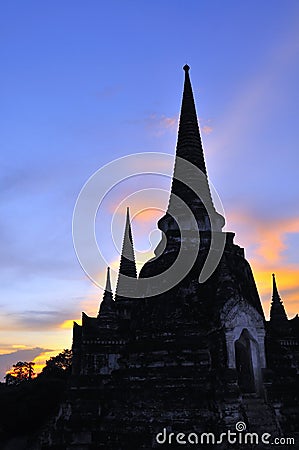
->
[[32, 350, 62, 375], [60, 319, 80, 330]]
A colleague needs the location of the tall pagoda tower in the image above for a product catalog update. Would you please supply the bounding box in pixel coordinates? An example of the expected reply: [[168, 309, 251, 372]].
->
[[39, 66, 299, 449]]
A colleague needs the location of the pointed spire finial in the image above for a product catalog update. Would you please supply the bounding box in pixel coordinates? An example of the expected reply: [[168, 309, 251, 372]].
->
[[270, 273, 288, 325], [272, 272, 278, 293], [115, 208, 137, 300], [126, 206, 130, 223], [105, 267, 112, 293], [159, 64, 225, 233], [98, 266, 114, 317], [272, 273, 280, 298]]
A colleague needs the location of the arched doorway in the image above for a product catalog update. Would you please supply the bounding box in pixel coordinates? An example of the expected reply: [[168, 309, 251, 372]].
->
[[235, 329, 260, 394]]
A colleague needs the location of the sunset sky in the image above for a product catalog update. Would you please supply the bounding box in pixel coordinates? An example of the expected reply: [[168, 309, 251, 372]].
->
[[1, 1, 299, 379]]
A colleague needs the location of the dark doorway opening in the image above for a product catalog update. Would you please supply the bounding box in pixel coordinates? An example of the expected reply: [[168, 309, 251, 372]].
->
[[235, 329, 256, 393]]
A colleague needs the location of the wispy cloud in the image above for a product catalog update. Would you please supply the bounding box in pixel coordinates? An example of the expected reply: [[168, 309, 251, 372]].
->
[[201, 125, 213, 135], [144, 113, 178, 136], [1, 309, 77, 332], [198, 117, 213, 135], [144, 113, 213, 137]]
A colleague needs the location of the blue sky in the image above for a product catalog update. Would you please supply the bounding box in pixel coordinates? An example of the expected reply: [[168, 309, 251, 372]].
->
[[1, 0, 299, 378]]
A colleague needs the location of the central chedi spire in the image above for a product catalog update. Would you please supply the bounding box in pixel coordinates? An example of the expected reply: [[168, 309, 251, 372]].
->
[[176, 64, 208, 175], [159, 65, 225, 235]]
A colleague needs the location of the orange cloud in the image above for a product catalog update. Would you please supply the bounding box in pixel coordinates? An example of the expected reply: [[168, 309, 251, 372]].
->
[[254, 217, 299, 264], [226, 208, 299, 319], [161, 116, 177, 129], [202, 125, 213, 135], [227, 209, 299, 263]]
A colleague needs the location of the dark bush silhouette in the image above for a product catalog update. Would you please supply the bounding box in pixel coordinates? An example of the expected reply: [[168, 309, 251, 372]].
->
[[41, 349, 72, 378]]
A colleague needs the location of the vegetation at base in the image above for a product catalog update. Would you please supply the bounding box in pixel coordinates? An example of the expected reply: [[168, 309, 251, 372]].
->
[[0, 349, 71, 441], [5, 361, 36, 385], [40, 348, 72, 378]]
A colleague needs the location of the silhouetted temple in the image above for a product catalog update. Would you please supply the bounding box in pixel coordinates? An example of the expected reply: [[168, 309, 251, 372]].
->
[[38, 66, 299, 449]]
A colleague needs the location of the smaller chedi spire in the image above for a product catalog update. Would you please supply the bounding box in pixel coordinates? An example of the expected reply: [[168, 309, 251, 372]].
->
[[270, 273, 288, 325], [115, 208, 137, 300], [98, 267, 114, 317]]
